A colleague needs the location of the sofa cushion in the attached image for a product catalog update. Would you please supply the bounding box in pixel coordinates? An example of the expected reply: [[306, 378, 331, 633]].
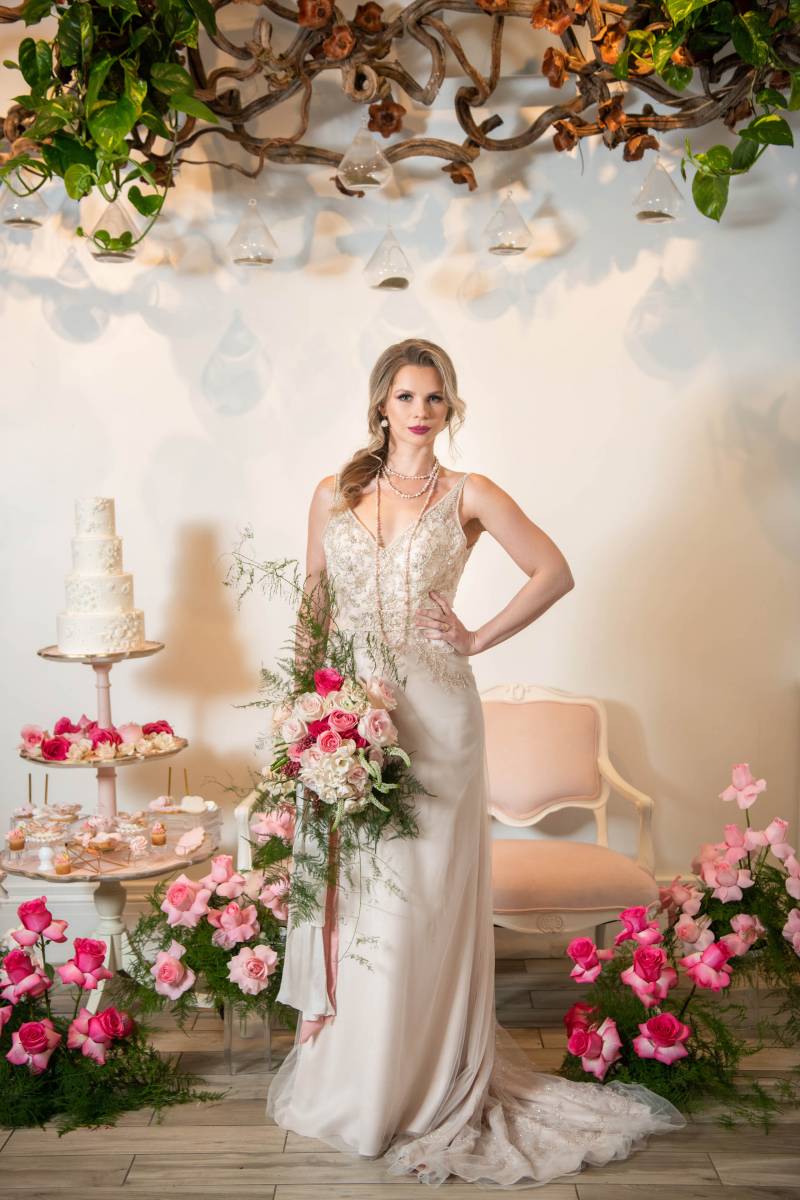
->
[[491, 838, 657, 914]]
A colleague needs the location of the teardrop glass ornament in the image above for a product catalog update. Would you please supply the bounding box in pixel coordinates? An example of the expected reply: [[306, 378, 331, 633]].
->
[[364, 227, 412, 290], [227, 198, 279, 267], [89, 200, 139, 262], [633, 161, 685, 223], [484, 191, 531, 255], [339, 126, 392, 191], [0, 184, 48, 228]]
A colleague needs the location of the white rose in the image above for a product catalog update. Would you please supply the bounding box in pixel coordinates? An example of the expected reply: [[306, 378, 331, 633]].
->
[[280, 716, 307, 744], [367, 746, 385, 768], [66, 742, 86, 762], [346, 763, 369, 793], [321, 689, 342, 713], [117, 742, 137, 757], [294, 692, 325, 722], [272, 700, 294, 728], [299, 744, 323, 770], [151, 732, 177, 752], [363, 675, 398, 711], [94, 741, 117, 761]]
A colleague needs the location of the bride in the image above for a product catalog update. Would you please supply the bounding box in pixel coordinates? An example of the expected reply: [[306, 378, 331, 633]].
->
[[266, 337, 684, 1188]]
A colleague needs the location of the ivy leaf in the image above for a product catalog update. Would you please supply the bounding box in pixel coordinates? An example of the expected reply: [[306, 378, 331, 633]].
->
[[86, 52, 115, 113], [57, 5, 82, 68], [740, 113, 794, 146], [660, 63, 693, 91], [138, 107, 172, 139], [731, 12, 770, 67], [150, 61, 194, 95], [788, 72, 800, 112], [22, 0, 53, 24], [129, 26, 152, 51], [34, 39, 51, 83], [665, 0, 714, 22], [731, 136, 759, 171], [88, 96, 139, 152], [17, 38, 39, 87], [128, 185, 164, 217], [692, 171, 729, 221], [170, 91, 218, 123], [185, 0, 217, 37], [64, 161, 95, 199], [122, 61, 147, 114], [79, 2, 94, 63], [703, 145, 733, 172], [652, 29, 683, 74], [755, 87, 787, 109]]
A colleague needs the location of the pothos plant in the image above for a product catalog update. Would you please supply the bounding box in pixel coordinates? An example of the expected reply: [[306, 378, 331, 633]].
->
[[0, 0, 218, 255], [606, 0, 799, 220]]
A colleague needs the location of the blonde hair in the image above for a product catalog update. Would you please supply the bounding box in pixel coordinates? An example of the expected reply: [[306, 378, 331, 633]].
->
[[335, 338, 466, 511]]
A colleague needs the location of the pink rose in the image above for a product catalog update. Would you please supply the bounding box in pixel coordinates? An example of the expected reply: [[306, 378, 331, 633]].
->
[[721, 823, 750, 865], [207, 902, 260, 950], [17, 897, 59, 937], [314, 667, 344, 697], [250, 806, 296, 845], [318, 728, 343, 754], [721, 912, 766, 957], [67, 1007, 113, 1065], [1, 950, 52, 1004], [260, 879, 290, 921], [117, 722, 143, 745], [680, 939, 734, 991], [569, 1016, 621, 1081], [357, 707, 398, 748], [362, 675, 398, 711], [566, 937, 612, 985], [53, 716, 81, 735], [327, 709, 359, 734], [151, 940, 195, 1000], [90, 726, 122, 749], [633, 1013, 691, 1065], [41, 735, 71, 761], [691, 841, 725, 874], [6, 1018, 60, 1074], [614, 906, 662, 947], [280, 716, 308, 745], [0, 1005, 12, 1031], [160, 875, 212, 928], [762, 817, 793, 861], [19, 724, 44, 752], [783, 908, 800, 956], [57, 937, 113, 990], [142, 720, 175, 736], [620, 946, 678, 1009], [200, 855, 247, 899], [293, 692, 325, 722], [701, 859, 754, 903], [719, 762, 766, 810], [96, 1007, 134, 1040], [227, 944, 279, 995], [675, 915, 713, 951], [287, 734, 314, 762], [563, 1001, 596, 1036]]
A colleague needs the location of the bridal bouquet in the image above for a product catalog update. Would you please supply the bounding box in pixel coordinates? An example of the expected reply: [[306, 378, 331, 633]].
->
[[559, 762, 800, 1124], [0, 897, 209, 1132]]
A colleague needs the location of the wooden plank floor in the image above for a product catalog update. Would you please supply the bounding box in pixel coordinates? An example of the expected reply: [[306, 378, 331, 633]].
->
[[1, 959, 796, 1198]]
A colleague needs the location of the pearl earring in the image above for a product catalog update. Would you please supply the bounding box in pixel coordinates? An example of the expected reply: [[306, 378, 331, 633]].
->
[[380, 417, 389, 427]]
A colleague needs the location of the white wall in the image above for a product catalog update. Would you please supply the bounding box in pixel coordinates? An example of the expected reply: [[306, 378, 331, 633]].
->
[[1, 18, 799, 928]]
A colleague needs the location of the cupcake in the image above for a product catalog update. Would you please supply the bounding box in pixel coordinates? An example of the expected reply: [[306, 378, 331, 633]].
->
[[6, 827, 25, 851], [54, 852, 72, 876], [150, 821, 167, 846]]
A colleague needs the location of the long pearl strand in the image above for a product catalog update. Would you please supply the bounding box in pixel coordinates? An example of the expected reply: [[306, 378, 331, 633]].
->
[[374, 462, 440, 649]]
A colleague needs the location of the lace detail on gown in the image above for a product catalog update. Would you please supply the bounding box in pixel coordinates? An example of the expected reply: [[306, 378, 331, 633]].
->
[[265, 467, 686, 1188], [322, 472, 475, 691]]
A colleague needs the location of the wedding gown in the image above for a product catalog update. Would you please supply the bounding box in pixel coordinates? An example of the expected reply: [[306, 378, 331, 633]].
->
[[266, 471, 684, 1189]]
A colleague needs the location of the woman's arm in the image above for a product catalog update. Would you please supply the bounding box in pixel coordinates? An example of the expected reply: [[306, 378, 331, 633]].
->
[[296, 474, 337, 669], [415, 473, 575, 655]]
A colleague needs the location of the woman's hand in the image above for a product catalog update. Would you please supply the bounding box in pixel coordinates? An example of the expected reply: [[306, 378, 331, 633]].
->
[[414, 590, 478, 655]]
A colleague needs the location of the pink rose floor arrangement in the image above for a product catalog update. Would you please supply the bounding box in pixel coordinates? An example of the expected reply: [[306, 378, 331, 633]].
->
[[0, 897, 213, 1132], [559, 763, 800, 1123]]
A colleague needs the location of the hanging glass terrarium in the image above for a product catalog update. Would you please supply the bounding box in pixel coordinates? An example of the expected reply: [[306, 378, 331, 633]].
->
[[484, 191, 532, 255], [0, 183, 48, 229], [227, 198, 279, 267], [633, 161, 685, 223], [339, 124, 392, 191], [364, 227, 412, 290], [89, 200, 139, 262]]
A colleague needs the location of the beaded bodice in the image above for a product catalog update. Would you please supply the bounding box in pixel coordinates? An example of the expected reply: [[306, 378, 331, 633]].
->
[[323, 472, 476, 690]]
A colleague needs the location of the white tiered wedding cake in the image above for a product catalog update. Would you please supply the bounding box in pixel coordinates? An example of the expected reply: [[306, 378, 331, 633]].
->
[[56, 497, 146, 655]]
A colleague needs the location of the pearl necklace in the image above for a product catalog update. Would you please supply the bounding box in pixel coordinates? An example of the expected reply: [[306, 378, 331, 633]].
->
[[374, 462, 441, 649], [384, 460, 438, 482], [380, 464, 437, 499]]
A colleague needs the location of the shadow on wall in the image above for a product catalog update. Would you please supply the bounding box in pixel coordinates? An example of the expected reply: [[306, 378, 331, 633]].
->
[[141, 521, 262, 813]]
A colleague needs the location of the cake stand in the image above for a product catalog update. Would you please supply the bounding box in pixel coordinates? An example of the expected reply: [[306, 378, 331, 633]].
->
[[33, 640, 180, 819]]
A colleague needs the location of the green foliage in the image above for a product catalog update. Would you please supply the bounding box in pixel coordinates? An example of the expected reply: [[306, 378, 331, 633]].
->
[[0, 0, 219, 248]]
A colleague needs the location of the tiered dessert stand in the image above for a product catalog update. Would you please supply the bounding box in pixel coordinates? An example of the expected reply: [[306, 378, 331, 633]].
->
[[2, 640, 212, 1009]]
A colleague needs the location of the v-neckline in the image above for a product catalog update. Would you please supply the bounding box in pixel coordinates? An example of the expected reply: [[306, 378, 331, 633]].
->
[[347, 473, 467, 552]]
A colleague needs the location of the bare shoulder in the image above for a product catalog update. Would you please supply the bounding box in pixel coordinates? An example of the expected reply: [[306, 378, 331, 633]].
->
[[461, 472, 512, 517], [308, 474, 338, 524]]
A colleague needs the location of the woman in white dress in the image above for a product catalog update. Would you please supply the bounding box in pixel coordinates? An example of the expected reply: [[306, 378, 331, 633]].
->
[[266, 338, 684, 1188]]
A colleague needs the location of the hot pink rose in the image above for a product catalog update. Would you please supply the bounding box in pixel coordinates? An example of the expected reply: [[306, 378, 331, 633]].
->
[[7, 1018, 60, 1073], [53, 716, 81, 735], [357, 707, 398, 748], [680, 939, 734, 990], [569, 1016, 621, 1081], [142, 719, 175, 736], [160, 875, 212, 928], [151, 940, 195, 1000], [57, 937, 113, 990], [90, 725, 122, 748], [227, 944, 279, 995], [117, 722, 143, 745], [306, 717, 330, 738], [67, 1008, 113, 1065], [0, 1005, 12, 1031], [200, 854, 247, 899], [701, 859, 754, 903], [207, 902, 260, 950], [563, 1001, 596, 1036], [41, 735, 71, 761], [327, 709, 359, 734], [614, 906, 662, 947], [1, 950, 52, 1003], [318, 728, 343, 754], [566, 937, 612, 985], [19, 724, 44, 752], [620, 945, 678, 1009], [314, 667, 344, 697], [719, 762, 766, 810], [250, 806, 296, 845], [96, 1007, 134, 1040], [633, 1013, 691, 1065], [260, 879, 290, 921], [16, 897, 67, 942]]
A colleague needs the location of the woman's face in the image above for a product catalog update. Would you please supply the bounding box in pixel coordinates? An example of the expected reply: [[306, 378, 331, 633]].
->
[[380, 363, 448, 449]]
